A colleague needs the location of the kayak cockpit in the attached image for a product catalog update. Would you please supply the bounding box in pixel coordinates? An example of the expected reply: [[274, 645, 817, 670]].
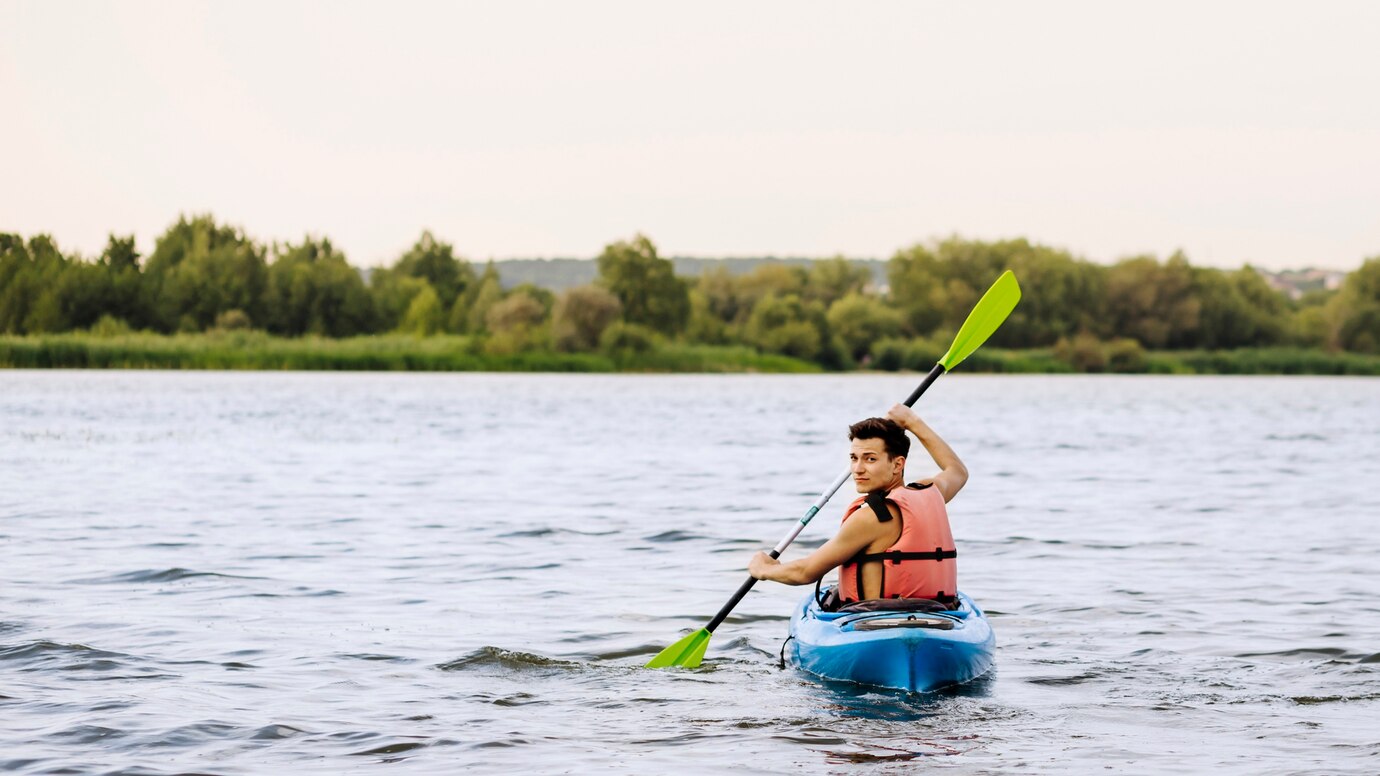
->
[[852, 616, 955, 631]]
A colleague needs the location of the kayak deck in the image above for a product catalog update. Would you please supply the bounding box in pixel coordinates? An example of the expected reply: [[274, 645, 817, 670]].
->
[[787, 588, 995, 693]]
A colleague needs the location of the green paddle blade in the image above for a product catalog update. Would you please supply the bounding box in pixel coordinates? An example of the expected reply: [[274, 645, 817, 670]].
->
[[645, 627, 711, 669], [939, 270, 1022, 371]]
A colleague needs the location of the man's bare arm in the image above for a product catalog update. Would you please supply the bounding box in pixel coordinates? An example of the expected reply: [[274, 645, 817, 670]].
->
[[748, 505, 887, 585], [886, 404, 968, 503]]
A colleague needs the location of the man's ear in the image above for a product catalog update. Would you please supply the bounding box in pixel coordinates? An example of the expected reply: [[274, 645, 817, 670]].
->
[[893, 454, 906, 475]]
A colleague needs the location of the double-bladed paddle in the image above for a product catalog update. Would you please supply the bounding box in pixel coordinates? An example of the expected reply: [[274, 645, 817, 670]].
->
[[646, 270, 1022, 669]]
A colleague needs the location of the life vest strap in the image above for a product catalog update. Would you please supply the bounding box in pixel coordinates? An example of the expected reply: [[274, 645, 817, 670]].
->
[[852, 547, 957, 565], [864, 490, 893, 523]]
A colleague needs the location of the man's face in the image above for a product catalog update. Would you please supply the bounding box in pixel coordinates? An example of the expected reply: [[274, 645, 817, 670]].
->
[[849, 437, 903, 493]]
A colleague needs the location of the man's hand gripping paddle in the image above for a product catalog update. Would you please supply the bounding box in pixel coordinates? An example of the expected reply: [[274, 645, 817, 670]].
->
[[646, 270, 1022, 669]]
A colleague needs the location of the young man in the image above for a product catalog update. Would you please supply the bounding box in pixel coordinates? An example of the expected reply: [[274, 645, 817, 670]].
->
[[747, 404, 968, 604]]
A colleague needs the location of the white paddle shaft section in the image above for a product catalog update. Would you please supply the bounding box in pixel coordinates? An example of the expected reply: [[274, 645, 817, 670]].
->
[[769, 468, 853, 556]]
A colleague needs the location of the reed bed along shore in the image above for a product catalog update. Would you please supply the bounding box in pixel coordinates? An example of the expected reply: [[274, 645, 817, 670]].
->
[[0, 332, 818, 373], [2, 332, 1379, 375]]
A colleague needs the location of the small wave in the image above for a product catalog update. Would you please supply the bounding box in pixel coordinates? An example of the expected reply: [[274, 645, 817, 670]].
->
[[821, 742, 970, 762], [711, 537, 763, 547], [709, 635, 776, 660], [251, 724, 308, 741], [1291, 692, 1380, 705], [1005, 536, 1067, 545], [1234, 647, 1351, 661], [490, 692, 544, 707], [350, 739, 431, 757], [72, 568, 267, 584], [470, 738, 535, 748], [158, 721, 241, 748], [337, 653, 415, 664], [556, 631, 630, 644], [1, 640, 127, 667], [575, 644, 666, 661], [724, 613, 790, 624], [0, 637, 178, 679], [436, 646, 582, 672], [498, 527, 618, 538], [1026, 671, 1105, 686], [500, 527, 559, 538], [643, 530, 707, 543], [45, 724, 127, 745]]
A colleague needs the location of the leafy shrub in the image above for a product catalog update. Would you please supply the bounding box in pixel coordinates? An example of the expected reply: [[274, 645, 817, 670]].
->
[[599, 321, 660, 356], [213, 309, 253, 331]]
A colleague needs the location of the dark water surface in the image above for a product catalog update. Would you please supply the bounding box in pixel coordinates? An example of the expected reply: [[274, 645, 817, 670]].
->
[[2, 371, 1378, 775]]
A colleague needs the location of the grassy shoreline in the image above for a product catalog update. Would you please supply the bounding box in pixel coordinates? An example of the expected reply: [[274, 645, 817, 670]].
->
[[0, 332, 820, 373], [2, 332, 1378, 375]]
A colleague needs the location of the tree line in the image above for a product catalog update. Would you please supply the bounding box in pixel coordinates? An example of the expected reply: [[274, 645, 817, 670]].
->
[[2, 215, 1378, 368]]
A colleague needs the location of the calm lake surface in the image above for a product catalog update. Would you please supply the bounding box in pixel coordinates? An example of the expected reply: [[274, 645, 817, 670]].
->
[[2, 371, 1378, 775]]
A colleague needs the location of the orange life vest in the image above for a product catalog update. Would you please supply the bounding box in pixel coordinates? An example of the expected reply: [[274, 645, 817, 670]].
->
[[836, 483, 957, 602]]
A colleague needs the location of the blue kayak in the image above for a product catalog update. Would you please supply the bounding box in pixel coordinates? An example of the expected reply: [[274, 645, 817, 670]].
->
[[787, 588, 995, 693]]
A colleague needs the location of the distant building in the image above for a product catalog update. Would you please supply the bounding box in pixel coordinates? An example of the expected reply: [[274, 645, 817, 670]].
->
[[1255, 267, 1346, 300]]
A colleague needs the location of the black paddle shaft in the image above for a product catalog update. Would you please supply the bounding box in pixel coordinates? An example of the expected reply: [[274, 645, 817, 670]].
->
[[705, 362, 947, 634], [902, 363, 946, 408], [706, 558, 774, 633]]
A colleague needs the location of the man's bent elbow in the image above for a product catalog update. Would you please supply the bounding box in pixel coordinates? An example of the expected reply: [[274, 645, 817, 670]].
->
[[953, 461, 969, 486], [790, 564, 828, 586]]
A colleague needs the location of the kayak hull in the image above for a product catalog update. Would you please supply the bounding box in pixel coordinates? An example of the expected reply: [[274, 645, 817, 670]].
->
[[787, 589, 995, 693]]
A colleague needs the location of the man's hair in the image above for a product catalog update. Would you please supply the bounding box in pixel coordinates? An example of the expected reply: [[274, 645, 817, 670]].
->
[[848, 417, 909, 459]]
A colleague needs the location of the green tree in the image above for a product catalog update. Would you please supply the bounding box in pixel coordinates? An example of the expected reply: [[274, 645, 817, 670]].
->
[[485, 290, 547, 334], [483, 290, 548, 354], [826, 293, 905, 361], [0, 235, 58, 333], [804, 257, 872, 307], [745, 293, 829, 362], [143, 215, 268, 331], [460, 263, 505, 331], [596, 234, 689, 335], [685, 288, 729, 344], [889, 236, 1104, 347], [1331, 257, 1380, 353], [52, 257, 114, 331], [0, 234, 125, 334], [1289, 287, 1335, 347], [372, 231, 475, 330], [693, 267, 745, 325], [387, 231, 474, 309], [458, 263, 503, 334], [265, 237, 375, 336], [996, 241, 1105, 347], [397, 283, 445, 335], [735, 263, 808, 313], [600, 321, 660, 358], [887, 242, 949, 336], [374, 274, 434, 332], [99, 235, 148, 330], [1103, 252, 1200, 348], [1192, 266, 1287, 348], [552, 284, 622, 352]]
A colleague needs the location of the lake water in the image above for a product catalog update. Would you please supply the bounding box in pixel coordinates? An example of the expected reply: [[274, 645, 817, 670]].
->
[[2, 371, 1378, 775]]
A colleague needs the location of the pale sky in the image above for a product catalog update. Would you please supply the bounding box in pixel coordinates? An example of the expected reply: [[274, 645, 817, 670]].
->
[[2, 0, 1378, 270]]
